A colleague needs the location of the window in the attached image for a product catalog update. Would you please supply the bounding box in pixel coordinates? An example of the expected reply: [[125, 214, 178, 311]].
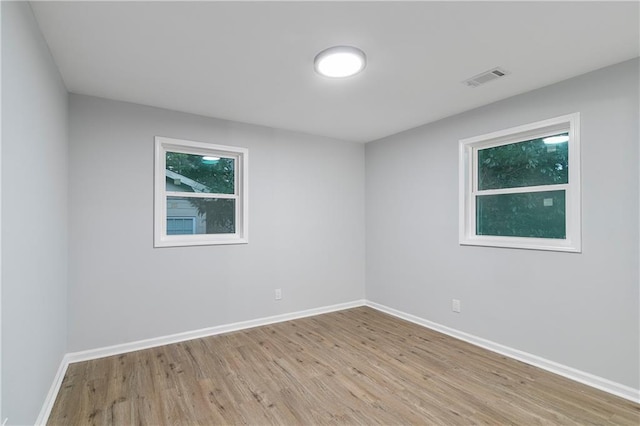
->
[[459, 113, 581, 252], [154, 136, 248, 247]]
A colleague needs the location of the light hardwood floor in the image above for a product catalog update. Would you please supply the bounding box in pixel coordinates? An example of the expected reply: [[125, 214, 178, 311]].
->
[[49, 307, 639, 425]]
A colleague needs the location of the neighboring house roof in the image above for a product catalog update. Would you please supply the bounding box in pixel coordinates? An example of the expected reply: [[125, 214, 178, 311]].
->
[[165, 169, 210, 193]]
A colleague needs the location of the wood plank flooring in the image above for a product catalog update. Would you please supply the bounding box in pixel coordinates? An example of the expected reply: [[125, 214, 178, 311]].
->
[[48, 307, 640, 425]]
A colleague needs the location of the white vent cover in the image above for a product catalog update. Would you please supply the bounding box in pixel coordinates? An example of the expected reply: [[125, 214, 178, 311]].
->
[[464, 67, 510, 88]]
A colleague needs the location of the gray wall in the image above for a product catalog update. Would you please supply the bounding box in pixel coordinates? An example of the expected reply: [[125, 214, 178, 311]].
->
[[366, 58, 639, 389], [1, 2, 69, 424], [68, 94, 365, 351]]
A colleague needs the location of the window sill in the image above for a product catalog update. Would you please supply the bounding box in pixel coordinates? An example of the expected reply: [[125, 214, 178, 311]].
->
[[154, 236, 248, 248], [460, 236, 580, 253]]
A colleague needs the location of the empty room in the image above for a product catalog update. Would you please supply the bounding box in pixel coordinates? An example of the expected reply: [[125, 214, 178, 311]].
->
[[2, 1, 639, 425]]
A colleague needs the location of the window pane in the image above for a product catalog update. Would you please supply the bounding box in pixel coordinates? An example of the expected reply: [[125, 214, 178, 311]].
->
[[476, 190, 565, 239], [478, 133, 568, 190], [167, 197, 235, 234], [166, 217, 196, 235], [165, 152, 235, 194]]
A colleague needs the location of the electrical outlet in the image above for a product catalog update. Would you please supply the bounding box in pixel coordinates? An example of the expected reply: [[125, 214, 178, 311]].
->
[[452, 299, 461, 313], [275, 288, 282, 300]]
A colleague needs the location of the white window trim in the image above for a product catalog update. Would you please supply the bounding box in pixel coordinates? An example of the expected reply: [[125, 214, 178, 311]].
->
[[154, 136, 248, 247], [459, 113, 581, 252]]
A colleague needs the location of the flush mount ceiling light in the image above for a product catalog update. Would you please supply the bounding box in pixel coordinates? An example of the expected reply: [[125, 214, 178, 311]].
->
[[314, 46, 366, 78]]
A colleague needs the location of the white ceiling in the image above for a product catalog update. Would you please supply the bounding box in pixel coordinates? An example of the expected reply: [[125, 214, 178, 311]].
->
[[31, 1, 639, 143]]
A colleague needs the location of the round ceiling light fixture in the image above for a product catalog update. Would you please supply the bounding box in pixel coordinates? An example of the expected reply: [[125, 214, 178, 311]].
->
[[314, 46, 366, 78]]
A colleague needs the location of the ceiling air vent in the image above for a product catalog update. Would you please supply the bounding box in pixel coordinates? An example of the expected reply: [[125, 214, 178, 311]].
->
[[464, 67, 510, 88]]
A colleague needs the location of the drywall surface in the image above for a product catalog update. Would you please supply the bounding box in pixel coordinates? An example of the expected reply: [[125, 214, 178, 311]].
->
[[366, 58, 639, 389], [68, 94, 365, 351], [1, 3, 69, 424]]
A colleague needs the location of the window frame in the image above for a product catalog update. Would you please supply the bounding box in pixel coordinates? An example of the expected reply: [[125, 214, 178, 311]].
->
[[459, 113, 581, 252], [154, 136, 248, 247]]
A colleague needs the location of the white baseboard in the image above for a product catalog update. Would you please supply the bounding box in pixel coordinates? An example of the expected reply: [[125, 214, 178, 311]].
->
[[35, 354, 70, 426], [66, 299, 366, 364], [365, 300, 640, 404]]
